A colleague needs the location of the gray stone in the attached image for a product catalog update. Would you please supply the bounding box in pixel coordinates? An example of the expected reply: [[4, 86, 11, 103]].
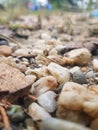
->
[[72, 70, 87, 84], [25, 118, 36, 130], [7, 105, 26, 123]]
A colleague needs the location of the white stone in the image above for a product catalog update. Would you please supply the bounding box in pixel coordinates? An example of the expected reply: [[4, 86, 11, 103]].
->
[[55, 45, 65, 51], [28, 103, 51, 121], [49, 48, 57, 55], [38, 91, 57, 113], [30, 76, 58, 96], [93, 59, 98, 71], [25, 75, 36, 84], [41, 118, 91, 130], [25, 66, 49, 78], [48, 62, 70, 83], [70, 66, 80, 74], [68, 48, 91, 65], [41, 33, 51, 40], [14, 48, 33, 57]]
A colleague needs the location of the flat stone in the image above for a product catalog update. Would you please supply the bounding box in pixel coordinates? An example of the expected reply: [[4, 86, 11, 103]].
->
[[1, 56, 27, 72], [0, 62, 33, 94]]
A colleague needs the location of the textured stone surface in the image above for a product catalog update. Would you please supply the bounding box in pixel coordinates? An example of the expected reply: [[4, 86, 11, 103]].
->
[[0, 62, 32, 93], [48, 62, 70, 83], [57, 82, 98, 123], [67, 48, 91, 65], [38, 91, 57, 113], [28, 103, 51, 121], [40, 118, 91, 130], [72, 70, 87, 84], [30, 76, 58, 96], [93, 59, 98, 71], [0, 45, 12, 56]]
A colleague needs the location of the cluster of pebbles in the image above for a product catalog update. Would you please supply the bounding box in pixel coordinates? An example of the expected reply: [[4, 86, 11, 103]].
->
[[1, 13, 98, 130]]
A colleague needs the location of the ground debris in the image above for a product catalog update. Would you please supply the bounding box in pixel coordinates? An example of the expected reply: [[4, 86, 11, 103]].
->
[[0, 12, 98, 130]]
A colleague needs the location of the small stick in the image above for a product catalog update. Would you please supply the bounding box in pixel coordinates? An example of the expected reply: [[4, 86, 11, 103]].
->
[[38, 15, 41, 29], [0, 106, 11, 130], [28, 94, 37, 101], [0, 34, 21, 47]]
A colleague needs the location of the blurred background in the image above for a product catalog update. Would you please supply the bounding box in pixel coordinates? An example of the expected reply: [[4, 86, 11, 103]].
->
[[0, 0, 98, 25], [0, 0, 98, 13], [0, 0, 98, 11]]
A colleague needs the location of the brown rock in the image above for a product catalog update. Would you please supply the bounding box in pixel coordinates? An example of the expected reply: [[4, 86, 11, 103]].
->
[[0, 45, 12, 56], [91, 118, 98, 130], [0, 62, 33, 101], [67, 48, 91, 65], [57, 82, 98, 125]]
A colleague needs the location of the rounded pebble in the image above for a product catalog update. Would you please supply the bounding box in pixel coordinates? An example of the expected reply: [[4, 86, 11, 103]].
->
[[38, 91, 57, 113], [72, 70, 87, 84]]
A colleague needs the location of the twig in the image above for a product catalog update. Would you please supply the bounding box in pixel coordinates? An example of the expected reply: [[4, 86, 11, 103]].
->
[[0, 34, 22, 47], [28, 94, 37, 101], [0, 106, 11, 130], [38, 15, 41, 29]]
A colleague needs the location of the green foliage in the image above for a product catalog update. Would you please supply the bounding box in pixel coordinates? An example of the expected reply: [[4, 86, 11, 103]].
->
[[49, 0, 60, 9]]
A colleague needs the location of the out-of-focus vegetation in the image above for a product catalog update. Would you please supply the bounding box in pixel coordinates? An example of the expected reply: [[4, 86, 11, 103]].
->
[[0, 0, 97, 11], [0, 0, 98, 24], [49, 0, 97, 11]]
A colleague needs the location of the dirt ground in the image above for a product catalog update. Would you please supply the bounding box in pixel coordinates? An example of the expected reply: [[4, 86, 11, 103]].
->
[[0, 11, 98, 130]]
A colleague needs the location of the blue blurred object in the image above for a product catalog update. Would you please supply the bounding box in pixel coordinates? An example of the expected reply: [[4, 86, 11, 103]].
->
[[32, 5, 39, 11], [46, 4, 52, 10], [91, 10, 98, 17], [28, 4, 39, 11], [28, 0, 52, 11]]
